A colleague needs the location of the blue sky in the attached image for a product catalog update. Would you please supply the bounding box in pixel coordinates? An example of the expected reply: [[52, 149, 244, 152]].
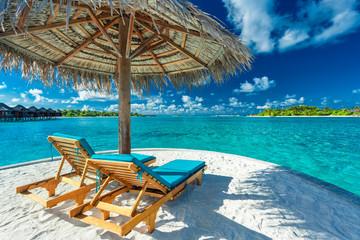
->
[[0, 0, 359, 115]]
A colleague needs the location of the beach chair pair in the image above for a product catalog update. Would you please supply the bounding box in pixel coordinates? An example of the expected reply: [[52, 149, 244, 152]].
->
[[16, 133, 156, 208], [16, 134, 207, 236]]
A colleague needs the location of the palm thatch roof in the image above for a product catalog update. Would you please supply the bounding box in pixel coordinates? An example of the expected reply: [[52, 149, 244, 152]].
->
[[0, 0, 252, 93]]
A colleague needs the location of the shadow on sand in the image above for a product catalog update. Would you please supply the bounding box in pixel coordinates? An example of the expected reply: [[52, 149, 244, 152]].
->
[[41, 165, 360, 240], [45, 174, 270, 240]]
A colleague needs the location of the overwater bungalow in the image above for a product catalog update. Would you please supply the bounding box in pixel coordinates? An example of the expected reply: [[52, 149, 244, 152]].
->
[[39, 107, 48, 120], [46, 108, 56, 119], [13, 105, 30, 121], [0, 103, 14, 122], [27, 106, 40, 120]]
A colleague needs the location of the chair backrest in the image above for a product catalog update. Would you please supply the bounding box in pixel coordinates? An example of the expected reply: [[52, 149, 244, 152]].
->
[[87, 156, 171, 193], [48, 133, 98, 176]]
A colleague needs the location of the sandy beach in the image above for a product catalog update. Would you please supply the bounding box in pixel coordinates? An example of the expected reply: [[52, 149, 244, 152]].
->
[[1, 149, 359, 240]]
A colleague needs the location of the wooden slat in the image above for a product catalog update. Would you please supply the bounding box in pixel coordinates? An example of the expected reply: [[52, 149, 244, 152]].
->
[[91, 41, 118, 57], [95, 201, 133, 216], [28, 33, 66, 55], [46, 183, 96, 208], [132, 40, 166, 59], [76, 24, 92, 37], [55, 17, 119, 67], [69, 186, 130, 218], [87, 9, 121, 57], [125, 14, 135, 58], [84, 47, 116, 58], [19, 191, 47, 207], [207, 46, 224, 67], [0, 14, 117, 39], [17, 1, 33, 29], [162, 58, 192, 67], [130, 181, 149, 216], [129, 26, 165, 59], [181, 33, 187, 48], [134, 13, 203, 38], [161, 36, 207, 68], [136, 20, 207, 69], [46, 5, 60, 25], [195, 38, 205, 58], [120, 191, 173, 236], [74, 214, 121, 234], [71, 9, 84, 20], [52, 29, 78, 47], [60, 176, 82, 187]]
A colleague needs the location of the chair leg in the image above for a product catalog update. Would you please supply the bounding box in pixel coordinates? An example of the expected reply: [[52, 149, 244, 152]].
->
[[45, 179, 61, 197], [101, 210, 110, 220], [144, 208, 159, 234], [100, 197, 116, 220], [196, 173, 203, 186], [74, 191, 89, 206]]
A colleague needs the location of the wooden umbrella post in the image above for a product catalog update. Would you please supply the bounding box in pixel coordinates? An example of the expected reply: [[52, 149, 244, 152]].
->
[[118, 16, 132, 154]]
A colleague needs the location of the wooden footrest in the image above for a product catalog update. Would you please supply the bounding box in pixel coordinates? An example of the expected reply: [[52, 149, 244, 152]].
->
[[74, 214, 122, 234], [20, 191, 47, 207]]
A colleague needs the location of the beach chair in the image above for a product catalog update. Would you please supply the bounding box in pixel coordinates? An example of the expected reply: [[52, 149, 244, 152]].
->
[[16, 133, 156, 208], [69, 155, 206, 236]]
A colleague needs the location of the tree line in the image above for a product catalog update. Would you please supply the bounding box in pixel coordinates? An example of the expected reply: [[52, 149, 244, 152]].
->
[[60, 109, 144, 117], [256, 105, 360, 116]]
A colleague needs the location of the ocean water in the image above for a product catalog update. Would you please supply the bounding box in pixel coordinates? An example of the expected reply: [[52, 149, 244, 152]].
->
[[0, 116, 359, 196]]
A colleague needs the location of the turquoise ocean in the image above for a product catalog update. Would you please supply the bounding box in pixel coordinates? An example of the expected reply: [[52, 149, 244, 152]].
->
[[0, 116, 359, 196]]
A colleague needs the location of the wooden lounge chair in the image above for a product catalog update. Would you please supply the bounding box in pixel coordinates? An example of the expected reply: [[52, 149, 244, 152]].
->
[[16, 133, 156, 208], [69, 155, 207, 236]]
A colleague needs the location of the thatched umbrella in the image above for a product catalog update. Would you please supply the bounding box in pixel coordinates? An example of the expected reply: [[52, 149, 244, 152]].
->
[[0, 0, 252, 154]]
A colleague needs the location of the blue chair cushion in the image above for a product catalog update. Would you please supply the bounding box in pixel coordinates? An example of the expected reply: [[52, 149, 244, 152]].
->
[[155, 160, 206, 175], [91, 153, 155, 164], [153, 168, 189, 188], [52, 133, 95, 156], [90, 156, 205, 189], [91, 154, 172, 189]]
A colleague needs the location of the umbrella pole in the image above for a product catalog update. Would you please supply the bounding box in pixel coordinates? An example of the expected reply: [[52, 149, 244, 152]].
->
[[118, 17, 131, 154]]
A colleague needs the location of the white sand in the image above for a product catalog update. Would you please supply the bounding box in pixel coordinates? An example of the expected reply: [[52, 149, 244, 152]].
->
[[0, 149, 359, 240]]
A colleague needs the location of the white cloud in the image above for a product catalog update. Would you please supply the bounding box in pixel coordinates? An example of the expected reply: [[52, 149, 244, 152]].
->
[[182, 95, 204, 111], [81, 105, 95, 111], [104, 104, 118, 112], [61, 100, 71, 104], [210, 93, 215, 96], [352, 89, 360, 94], [59, 89, 65, 94], [0, 82, 7, 89], [321, 97, 328, 106], [334, 99, 342, 103], [257, 96, 305, 109], [223, 0, 275, 53], [71, 90, 118, 104], [285, 94, 296, 99], [11, 98, 21, 102], [234, 76, 275, 93], [182, 95, 191, 103], [229, 97, 254, 108], [223, 0, 360, 53], [29, 89, 46, 103], [195, 97, 204, 102], [279, 29, 309, 50], [27, 89, 58, 103]]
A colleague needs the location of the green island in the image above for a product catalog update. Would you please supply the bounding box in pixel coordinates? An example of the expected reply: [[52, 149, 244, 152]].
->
[[60, 109, 145, 117], [256, 105, 360, 116]]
